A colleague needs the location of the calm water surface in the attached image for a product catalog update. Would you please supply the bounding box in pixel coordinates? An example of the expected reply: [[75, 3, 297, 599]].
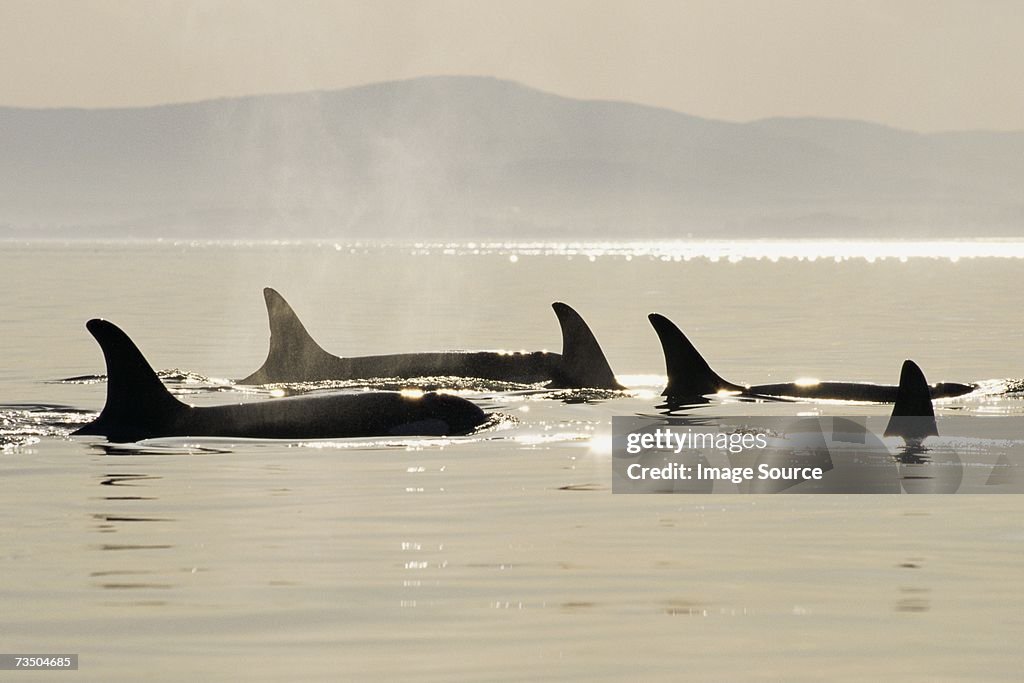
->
[[2, 241, 1023, 681]]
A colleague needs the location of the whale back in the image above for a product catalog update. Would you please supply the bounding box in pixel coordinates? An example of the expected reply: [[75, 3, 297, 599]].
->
[[243, 290, 622, 389]]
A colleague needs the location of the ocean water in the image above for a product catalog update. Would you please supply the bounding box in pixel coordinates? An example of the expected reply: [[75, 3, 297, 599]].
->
[[2, 240, 1023, 681]]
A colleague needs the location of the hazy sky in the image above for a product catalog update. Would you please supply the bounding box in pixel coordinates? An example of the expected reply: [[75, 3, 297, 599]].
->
[[2, 0, 1022, 131]]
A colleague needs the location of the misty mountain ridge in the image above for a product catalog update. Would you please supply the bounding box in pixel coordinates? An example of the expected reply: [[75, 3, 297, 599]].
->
[[2, 76, 1021, 239]]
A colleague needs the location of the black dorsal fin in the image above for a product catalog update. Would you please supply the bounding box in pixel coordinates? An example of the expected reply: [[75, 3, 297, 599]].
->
[[72, 319, 187, 442], [884, 360, 939, 442], [239, 288, 337, 384], [548, 302, 623, 389], [648, 314, 740, 398]]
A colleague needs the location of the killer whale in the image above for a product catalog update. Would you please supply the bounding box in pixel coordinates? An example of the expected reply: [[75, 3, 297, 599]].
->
[[648, 313, 974, 402], [239, 288, 623, 389], [72, 319, 488, 443]]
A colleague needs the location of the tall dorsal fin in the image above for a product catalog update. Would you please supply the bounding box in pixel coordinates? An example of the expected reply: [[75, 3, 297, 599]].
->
[[239, 288, 337, 384], [548, 302, 623, 389], [884, 360, 939, 442], [648, 314, 740, 397], [72, 319, 187, 442]]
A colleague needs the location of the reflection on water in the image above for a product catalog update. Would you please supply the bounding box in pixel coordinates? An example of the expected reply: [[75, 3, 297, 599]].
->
[[89, 469, 183, 609], [895, 593, 932, 613], [894, 559, 932, 613], [898, 448, 966, 494], [96, 543, 175, 551], [100, 473, 162, 487], [93, 514, 174, 523]]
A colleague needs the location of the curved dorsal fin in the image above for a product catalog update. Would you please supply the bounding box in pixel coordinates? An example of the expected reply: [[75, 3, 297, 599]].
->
[[548, 302, 623, 389], [239, 288, 337, 384], [648, 314, 739, 398], [72, 319, 186, 442], [884, 360, 938, 442]]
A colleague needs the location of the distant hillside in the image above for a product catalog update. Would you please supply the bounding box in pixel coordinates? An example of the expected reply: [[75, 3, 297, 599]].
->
[[1, 76, 1022, 238]]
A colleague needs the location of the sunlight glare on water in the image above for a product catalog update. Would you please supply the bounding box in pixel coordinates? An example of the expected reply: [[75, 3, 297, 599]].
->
[[395, 238, 1024, 262]]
